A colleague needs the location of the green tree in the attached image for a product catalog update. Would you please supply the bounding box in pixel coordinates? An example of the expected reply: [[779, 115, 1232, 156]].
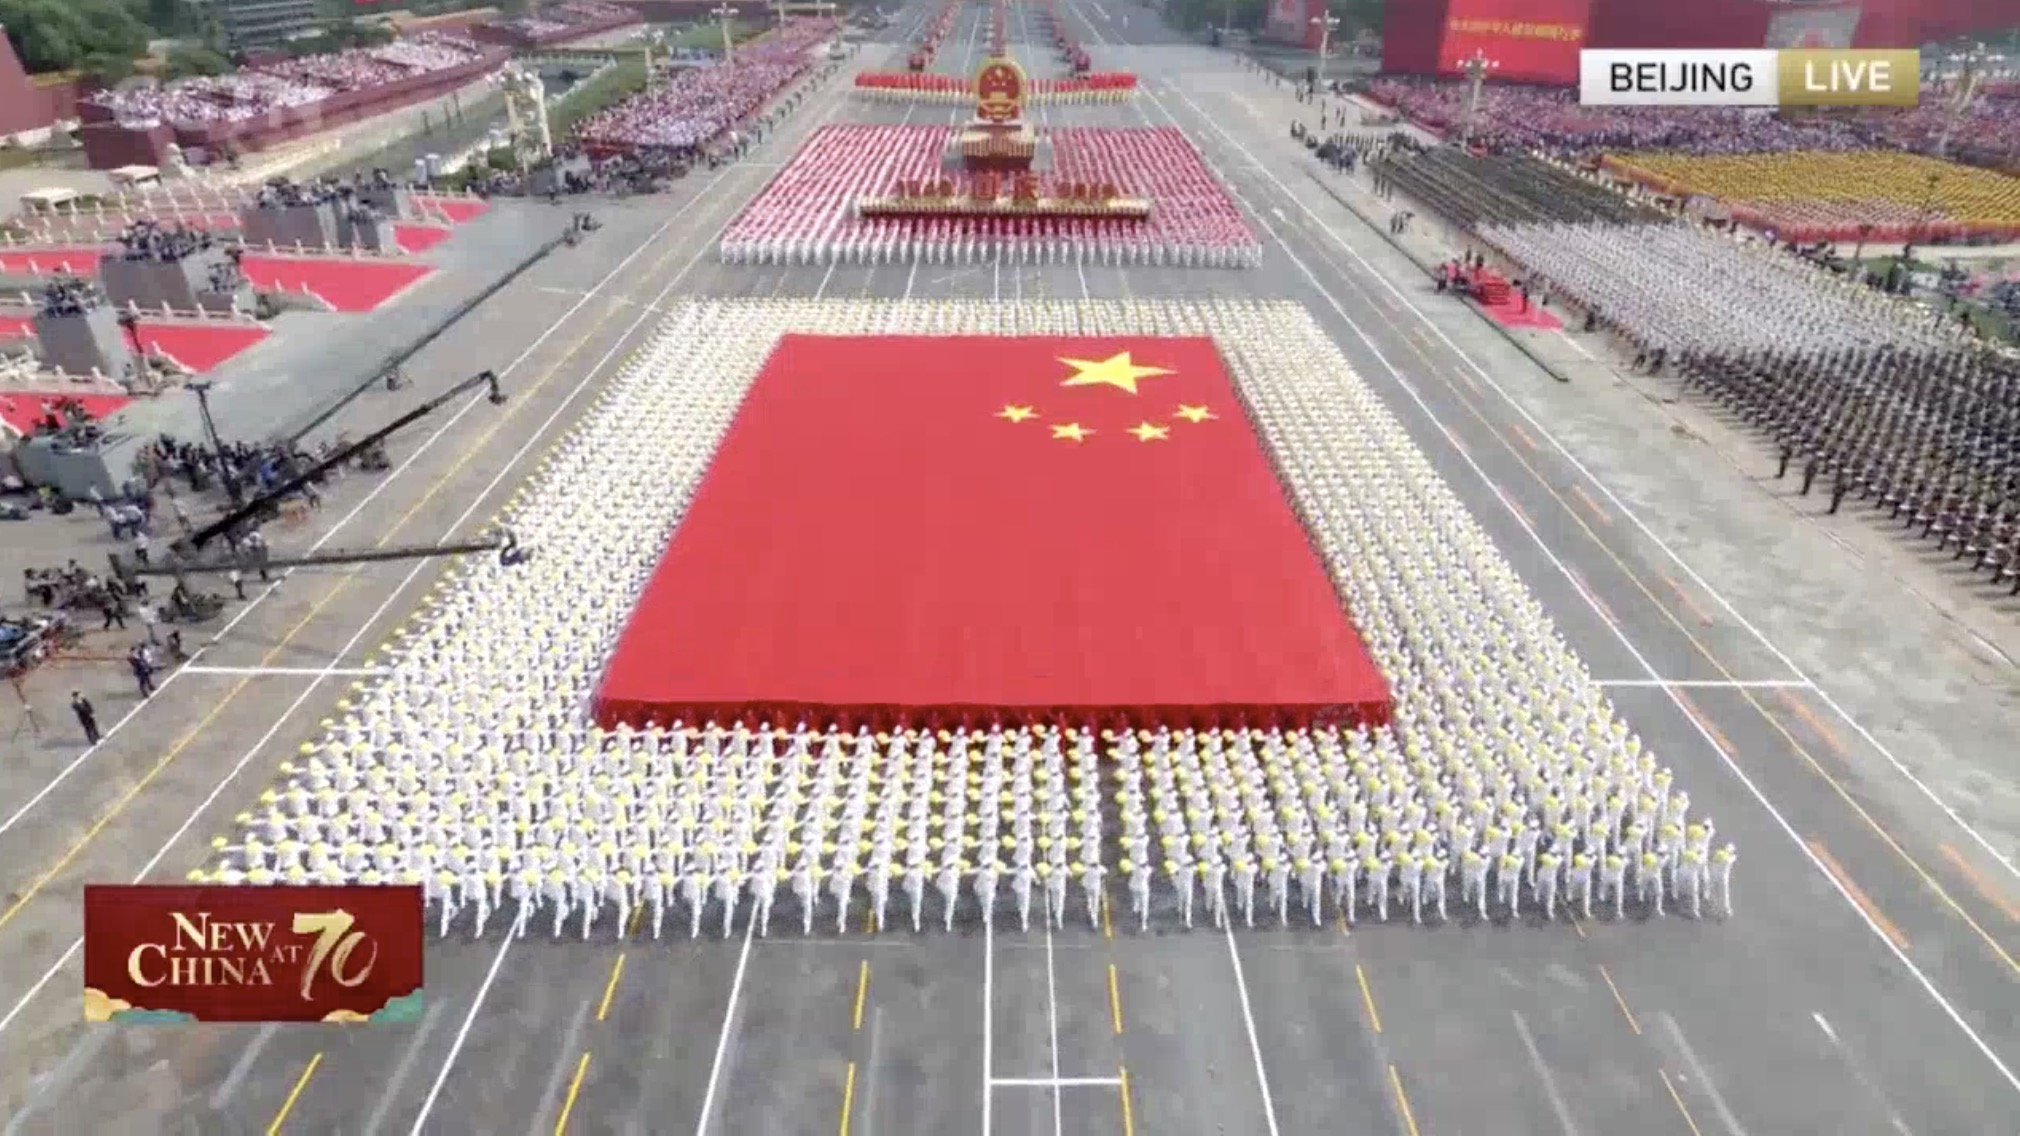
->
[[163, 44, 230, 79], [0, 0, 150, 74]]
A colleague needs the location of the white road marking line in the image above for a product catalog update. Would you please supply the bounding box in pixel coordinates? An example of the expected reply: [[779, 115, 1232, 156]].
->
[[1510, 1010, 1580, 1136], [990, 1077, 1124, 1088], [362, 997, 448, 1136], [4, 1017, 116, 1134], [209, 1021, 280, 1110], [1142, 77, 2020, 1099], [528, 999, 594, 1136], [1045, 911, 1063, 1136], [1656, 1012, 1751, 1136], [1594, 680, 1812, 689], [1812, 1012, 1916, 1136], [982, 917, 996, 1136], [1222, 927, 1283, 1136], [693, 921, 757, 1136], [177, 665, 389, 677]]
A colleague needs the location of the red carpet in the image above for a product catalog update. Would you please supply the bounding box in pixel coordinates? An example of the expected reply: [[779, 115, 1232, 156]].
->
[[0, 247, 103, 277], [241, 257, 432, 312], [0, 392, 131, 437], [1467, 270, 1563, 330], [0, 315, 264, 372], [594, 335, 1393, 733], [394, 224, 452, 254], [136, 323, 269, 372], [416, 197, 489, 224]]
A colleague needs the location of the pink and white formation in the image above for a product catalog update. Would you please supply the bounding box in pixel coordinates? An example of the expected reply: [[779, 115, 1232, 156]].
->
[[719, 124, 1260, 267], [83, 35, 488, 129], [574, 19, 838, 156]]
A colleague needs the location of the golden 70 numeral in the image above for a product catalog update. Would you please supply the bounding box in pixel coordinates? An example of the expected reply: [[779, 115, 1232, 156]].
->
[[292, 910, 380, 1002]]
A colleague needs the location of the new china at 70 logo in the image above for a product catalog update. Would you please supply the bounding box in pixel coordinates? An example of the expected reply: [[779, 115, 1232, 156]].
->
[[83, 885, 424, 1023]]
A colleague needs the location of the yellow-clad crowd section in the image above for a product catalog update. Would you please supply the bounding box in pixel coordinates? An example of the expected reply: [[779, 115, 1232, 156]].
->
[[1602, 150, 2020, 243]]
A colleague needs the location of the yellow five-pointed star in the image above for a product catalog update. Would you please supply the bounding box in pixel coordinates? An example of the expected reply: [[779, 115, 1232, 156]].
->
[[1058, 352, 1175, 395], [1050, 423, 1094, 442], [1128, 422, 1171, 442], [997, 404, 1038, 422], [1174, 404, 1216, 423]]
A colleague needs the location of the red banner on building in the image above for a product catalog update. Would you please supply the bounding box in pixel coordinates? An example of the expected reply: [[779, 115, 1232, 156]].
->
[[1438, 0, 1593, 85], [83, 885, 424, 1023]]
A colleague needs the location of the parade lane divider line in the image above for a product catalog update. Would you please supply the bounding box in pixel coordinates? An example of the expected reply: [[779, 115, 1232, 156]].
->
[[266, 1051, 322, 1136], [1942, 844, 2020, 924], [1355, 962, 1384, 1034], [1598, 965, 1642, 1036], [597, 954, 627, 1023], [1118, 1067, 1135, 1136], [1107, 963, 1123, 1035], [1387, 1064, 1421, 1136], [1145, 77, 2020, 1092], [554, 1052, 591, 1136], [853, 959, 869, 1032], [1660, 1069, 1709, 1136], [1673, 692, 1737, 763], [1161, 82, 2020, 889], [0, 277, 641, 943], [0, 162, 757, 1044], [1660, 573, 1716, 627], [1776, 689, 1847, 757], [1197, 108, 2020, 986], [838, 1061, 857, 1136], [1570, 484, 1612, 525], [1810, 840, 1909, 951], [0, 199, 689, 853]]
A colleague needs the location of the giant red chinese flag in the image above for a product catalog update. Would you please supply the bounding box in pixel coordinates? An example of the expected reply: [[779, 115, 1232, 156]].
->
[[594, 335, 1392, 731]]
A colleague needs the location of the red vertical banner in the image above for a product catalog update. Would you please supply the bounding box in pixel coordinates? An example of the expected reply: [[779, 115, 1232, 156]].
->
[[83, 885, 425, 1023]]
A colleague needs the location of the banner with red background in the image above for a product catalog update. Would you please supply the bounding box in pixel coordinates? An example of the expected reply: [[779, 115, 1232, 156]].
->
[[1437, 0, 1593, 86], [84, 885, 424, 1023]]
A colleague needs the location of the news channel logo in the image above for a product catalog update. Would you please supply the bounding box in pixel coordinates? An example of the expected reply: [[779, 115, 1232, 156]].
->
[[1579, 49, 1920, 108]]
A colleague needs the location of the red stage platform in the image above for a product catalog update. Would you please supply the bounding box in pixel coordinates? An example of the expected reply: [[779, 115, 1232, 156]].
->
[[240, 257, 432, 313], [594, 334, 1393, 733]]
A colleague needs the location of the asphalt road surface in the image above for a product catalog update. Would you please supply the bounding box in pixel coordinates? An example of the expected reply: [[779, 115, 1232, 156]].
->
[[2, 3, 2017, 1135]]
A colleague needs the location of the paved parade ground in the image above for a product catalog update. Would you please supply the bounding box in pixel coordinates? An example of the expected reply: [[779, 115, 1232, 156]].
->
[[3, 3, 2020, 1135]]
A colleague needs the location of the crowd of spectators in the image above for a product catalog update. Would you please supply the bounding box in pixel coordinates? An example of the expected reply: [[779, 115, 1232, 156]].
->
[[494, 0, 634, 39], [37, 279, 102, 318], [110, 218, 217, 263], [86, 33, 489, 130], [1362, 77, 2019, 171], [574, 19, 838, 156]]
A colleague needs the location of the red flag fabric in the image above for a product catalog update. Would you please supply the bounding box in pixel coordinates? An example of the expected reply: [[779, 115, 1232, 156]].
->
[[594, 334, 1392, 731]]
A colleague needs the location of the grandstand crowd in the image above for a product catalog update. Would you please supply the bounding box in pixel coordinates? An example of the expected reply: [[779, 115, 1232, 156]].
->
[[1355, 71, 2020, 597], [85, 34, 490, 130], [1362, 76, 2020, 173], [574, 18, 840, 156], [493, 0, 634, 40]]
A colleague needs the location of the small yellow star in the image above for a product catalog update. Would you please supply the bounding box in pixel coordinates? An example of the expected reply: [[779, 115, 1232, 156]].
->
[[996, 404, 1038, 422], [1058, 352, 1175, 395], [1050, 423, 1093, 442], [1128, 422, 1171, 442], [1174, 404, 1216, 423]]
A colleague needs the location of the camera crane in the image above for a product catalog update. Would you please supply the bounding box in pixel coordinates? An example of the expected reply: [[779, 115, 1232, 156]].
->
[[108, 369, 532, 595]]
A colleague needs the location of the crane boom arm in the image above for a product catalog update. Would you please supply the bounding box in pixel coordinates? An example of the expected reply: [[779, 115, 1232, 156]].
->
[[185, 369, 505, 554], [120, 534, 512, 578]]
